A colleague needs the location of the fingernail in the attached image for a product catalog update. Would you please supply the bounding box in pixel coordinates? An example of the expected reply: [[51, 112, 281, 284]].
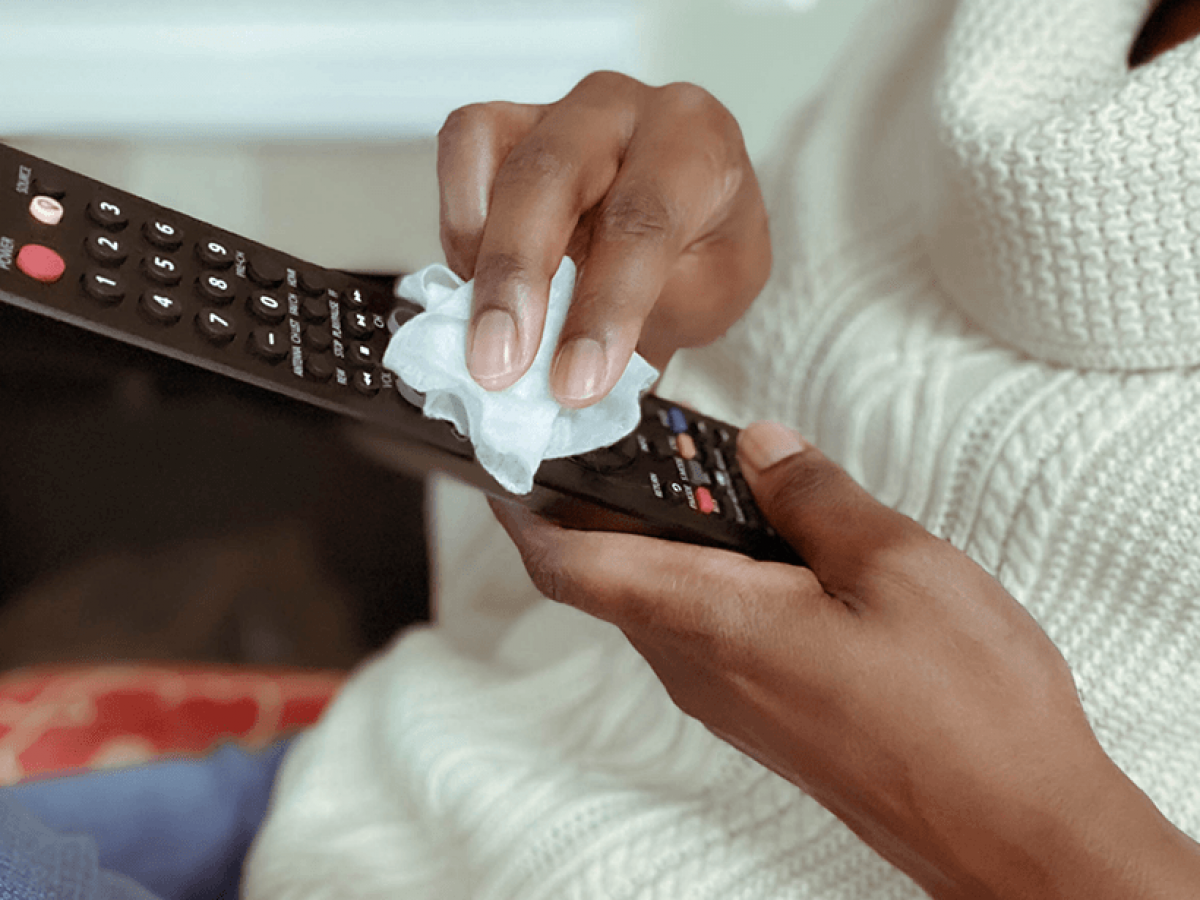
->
[[554, 338, 607, 405], [738, 421, 810, 472], [469, 308, 518, 388]]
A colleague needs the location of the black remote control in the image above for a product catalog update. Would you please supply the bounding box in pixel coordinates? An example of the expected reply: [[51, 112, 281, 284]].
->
[[0, 143, 797, 564]]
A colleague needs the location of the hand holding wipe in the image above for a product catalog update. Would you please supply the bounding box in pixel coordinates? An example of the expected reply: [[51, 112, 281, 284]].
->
[[383, 257, 659, 494]]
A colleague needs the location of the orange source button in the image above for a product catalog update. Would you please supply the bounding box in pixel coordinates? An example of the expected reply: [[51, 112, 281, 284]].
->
[[16, 244, 66, 283], [696, 486, 715, 514], [676, 433, 697, 460]]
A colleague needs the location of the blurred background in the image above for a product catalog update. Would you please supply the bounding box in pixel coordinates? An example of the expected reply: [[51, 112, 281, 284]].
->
[[0, 0, 873, 671]]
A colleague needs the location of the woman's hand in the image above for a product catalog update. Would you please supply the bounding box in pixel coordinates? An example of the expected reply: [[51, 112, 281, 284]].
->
[[491, 422, 1200, 899], [437, 71, 770, 407]]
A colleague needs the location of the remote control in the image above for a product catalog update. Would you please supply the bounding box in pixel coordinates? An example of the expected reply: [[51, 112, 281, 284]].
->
[[0, 143, 798, 564]]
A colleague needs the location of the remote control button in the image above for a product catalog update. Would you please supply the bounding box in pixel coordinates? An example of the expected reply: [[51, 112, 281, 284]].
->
[[247, 251, 285, 288], [196, 308, 237, 345], [666, 481, 689, 505], [139, 290, 183, 325], [31, 175, 66, 199], [249, 326, 288, 363], [341, 286, 368, 309], [196, 271, 236, 305], [144, 217, 184, 251], [298, 269, 330, 296], [248, 291, 286, 324], [686, 459, 712, 486], [667, 407, 689, 435], [301, 294, 330, 323], [303, 324, 333, 352], [87, 198, 128, 230], [15, 244, 66, 283], [143, 253, 182, 286], [352, 367, 381, 396], [695, 486, 715, 515], [304, 352, 334, 382], [196, 238, 234, 269], [85, 232, 128, 266], [344, 309, 374, 340], [29, 196, 64, 226], [676, 433, 697, 461], [82, 269, 126, 305], [346, 341, 378, 367]]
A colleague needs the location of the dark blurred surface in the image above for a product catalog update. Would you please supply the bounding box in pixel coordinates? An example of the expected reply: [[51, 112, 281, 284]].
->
[[0, 275, 429, 670]]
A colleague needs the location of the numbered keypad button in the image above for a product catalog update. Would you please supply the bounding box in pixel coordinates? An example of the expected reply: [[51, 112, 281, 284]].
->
[[249, 326, 288, 363], [248, 291, 286, 324], [139, 290, 183, 326], [82, 269, 126, 305], [196, 238, 234, 269], [346, 341, 377, 367], [341, 286, 368, 309], [196, 308, 237, 345], [144, 218, 184, 251], [304, 352, 334, 382], [85, 232, 129, 266], [196, 271, 236, 305], [352, 367, 381, 396], [87, 198, 129, 230], [247, 251, 285, 288], [303, 324, 332, 352], [143, 253, 182, 286], [344, 309, 374, 340]]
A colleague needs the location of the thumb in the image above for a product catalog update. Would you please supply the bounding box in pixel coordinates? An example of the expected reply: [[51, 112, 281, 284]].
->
[[737, 421, 921, 592]]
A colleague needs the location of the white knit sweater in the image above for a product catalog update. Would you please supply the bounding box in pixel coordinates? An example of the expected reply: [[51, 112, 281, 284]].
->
[[244, 1, 1200, 896]]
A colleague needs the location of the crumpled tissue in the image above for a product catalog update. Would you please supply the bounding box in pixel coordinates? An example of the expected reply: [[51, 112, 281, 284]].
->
[[382, 257, 658, 494]]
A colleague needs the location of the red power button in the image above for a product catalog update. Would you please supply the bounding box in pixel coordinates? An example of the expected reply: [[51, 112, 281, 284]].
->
[[16, 244, 66, 283]]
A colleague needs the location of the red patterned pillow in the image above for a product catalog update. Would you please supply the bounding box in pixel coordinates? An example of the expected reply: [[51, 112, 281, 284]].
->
[[0, 664, 345, 785]]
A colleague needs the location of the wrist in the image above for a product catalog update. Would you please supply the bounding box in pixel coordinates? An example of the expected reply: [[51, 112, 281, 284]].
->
[[952, 751, 1200, 900]]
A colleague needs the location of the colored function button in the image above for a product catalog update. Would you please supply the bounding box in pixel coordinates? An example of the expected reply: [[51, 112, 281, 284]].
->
[[695, 487, 715, 515], [197, 271, 236, 305], [247, 252, 285, 288], [29, 196, 64, 226], [82, 270, 126, 305], [676, 433, 697, 460], [16, 244, 66, 283], [143, 253, 182, 285], [667, 406, 689, 435], [87, 198, 128, 230], [144, 218, 184, 251], [249, 327, 288, 363], [196, 308, 238, 345], [249, 291, 286, 324], [197, 238, 234, 269], [140, 290, 183, 326], [85, 233, 128, 266]]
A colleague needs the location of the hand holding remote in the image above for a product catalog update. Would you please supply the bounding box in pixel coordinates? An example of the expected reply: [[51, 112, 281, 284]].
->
[[492, 421, 1200, 900], [437, 71, 771, 407]]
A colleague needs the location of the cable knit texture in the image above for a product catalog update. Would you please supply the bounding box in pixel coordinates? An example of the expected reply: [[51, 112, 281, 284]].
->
[[244, 1, 1200, 896]]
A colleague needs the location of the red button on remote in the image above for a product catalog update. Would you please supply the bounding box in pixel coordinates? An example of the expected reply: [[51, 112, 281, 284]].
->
[[696, 486, 715, 515], [16, 244, 66, 283]]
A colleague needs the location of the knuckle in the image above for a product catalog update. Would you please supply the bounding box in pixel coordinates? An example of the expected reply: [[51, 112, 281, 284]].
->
[[574, 70, 642, 99], [597, 189, 677, 244], [438, 103, 493, 148], [473, 250, 538, 291], [496, 136, 574, 190]]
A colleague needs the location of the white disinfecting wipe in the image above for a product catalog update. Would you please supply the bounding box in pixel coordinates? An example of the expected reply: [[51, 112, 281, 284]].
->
[[382, 258, 658, 494]]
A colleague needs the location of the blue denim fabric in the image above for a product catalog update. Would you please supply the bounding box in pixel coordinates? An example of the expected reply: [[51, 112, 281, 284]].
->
[[0, 738, 294, 900]]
